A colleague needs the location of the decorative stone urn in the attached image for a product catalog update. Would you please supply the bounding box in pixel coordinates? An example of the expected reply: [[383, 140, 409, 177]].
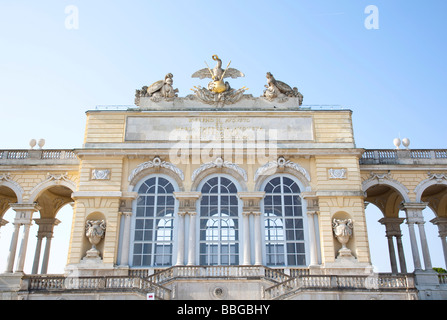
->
[[332, 219, 353, 258], [84, 220, 106, 260]]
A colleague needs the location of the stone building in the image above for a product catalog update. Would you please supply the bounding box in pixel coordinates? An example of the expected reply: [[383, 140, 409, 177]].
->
[[0, 58, 446, 300]]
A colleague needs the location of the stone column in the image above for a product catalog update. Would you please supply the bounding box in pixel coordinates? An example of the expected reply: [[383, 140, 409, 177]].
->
[[6, 203, 40, 273], [396, 235, 407, 274], [119, 211, 132, 266], [15, 223, 31, 273], [379, 218, 407, 274], [301, 194, 321, 268], [187, 212, 197, 266], [40, 235, 53, 274], [238, 192, 265, 266], [400, 203, 432, 271], [31, 235, 44, 274], [118, 192, 138, 267], [176, 212, 186, 266], [32, 218, 61, 274], [430, 217, 447, 269], [5, 223, 21, 273], [173, 192, 201, 266], [242, 212, 251, 265], [307, 211, 319, 267], [253, 212, 263, 265]]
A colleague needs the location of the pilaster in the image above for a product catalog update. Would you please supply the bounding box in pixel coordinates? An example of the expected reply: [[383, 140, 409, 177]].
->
[[238, 192, 265, 266], [173, 192, 201, 266]]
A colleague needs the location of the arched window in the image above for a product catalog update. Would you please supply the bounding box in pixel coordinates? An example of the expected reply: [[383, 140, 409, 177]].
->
[[199, 176, 240, 265], [131, 176, 176, 267], [263, 176, 306, 266]]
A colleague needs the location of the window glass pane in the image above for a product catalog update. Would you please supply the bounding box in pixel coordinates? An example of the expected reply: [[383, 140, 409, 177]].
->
[[264, 182, 274, 193], [142, 255, 151, 266], [134, 243, 142, 254], [137, 196, 145, 206], [290, 182, 300, 194], [270, 177, 280, 188], [284, 206, 293, 216], [294, 206, 302, 217], [133, 255, 141, 266], [199, 176, 239, 265], [134, 230, 143, 241], [138, 183, 149, 194], [201, 183, 211, 194], [264, 176, 306, 267], [132, 176, 175, 267], [135, 219, 144, 229], [145, 206, 154, 217], [283, 185, 293, 194], [284, 195, 293, 205], [221, 195, 229, 205]]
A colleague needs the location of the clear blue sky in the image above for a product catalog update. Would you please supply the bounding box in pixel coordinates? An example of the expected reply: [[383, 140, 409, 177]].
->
[[1, 0, 446, 149], [0, 1, 446, 273]]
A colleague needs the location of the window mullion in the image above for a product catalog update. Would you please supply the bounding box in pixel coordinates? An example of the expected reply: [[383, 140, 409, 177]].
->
[[217, 176, 221, 265], [280, 177, 287, 266], [152, 177, 158, 261]]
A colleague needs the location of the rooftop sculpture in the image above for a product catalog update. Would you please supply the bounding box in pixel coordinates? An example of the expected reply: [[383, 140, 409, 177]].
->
[[135, 55, 303, 108], [191, 55, 248, 107]]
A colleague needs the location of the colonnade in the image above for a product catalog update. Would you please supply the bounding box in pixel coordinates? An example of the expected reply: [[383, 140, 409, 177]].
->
[[3, 200, 446, 275], [3, 204, 61, 274], [378, 202, 447, 274]]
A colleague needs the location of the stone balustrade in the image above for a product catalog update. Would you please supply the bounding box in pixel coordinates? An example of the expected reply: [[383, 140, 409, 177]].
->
[[0, 149, 78, 164], [19, 267, 422, 300], [360, 149, 447, 165], [22, 275, 171, 300], [264, 273, 417, 300], [139, 265, 308, 285]]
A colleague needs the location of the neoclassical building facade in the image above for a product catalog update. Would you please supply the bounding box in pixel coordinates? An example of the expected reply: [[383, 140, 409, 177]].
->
[[1, 60, 447, 300]]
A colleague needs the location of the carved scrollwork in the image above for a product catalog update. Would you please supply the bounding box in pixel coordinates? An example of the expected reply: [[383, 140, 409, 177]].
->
[[128, 157, 184, 182], [254, 157, 311, 182], [191, 157, 247, 182]]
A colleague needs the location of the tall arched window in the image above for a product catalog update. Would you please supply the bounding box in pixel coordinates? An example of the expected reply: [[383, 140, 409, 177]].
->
[[131, 176, 176, 267], [199, 176, 240, 265], [263, 176, 306, 266]]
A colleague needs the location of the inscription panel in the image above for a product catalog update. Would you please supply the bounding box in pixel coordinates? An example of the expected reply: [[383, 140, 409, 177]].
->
[[125, 116, 314, 142]]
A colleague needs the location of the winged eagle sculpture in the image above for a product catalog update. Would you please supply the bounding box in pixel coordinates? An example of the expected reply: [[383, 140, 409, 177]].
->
[[191, 55, 248, 106], [192, 55, 245, 93]]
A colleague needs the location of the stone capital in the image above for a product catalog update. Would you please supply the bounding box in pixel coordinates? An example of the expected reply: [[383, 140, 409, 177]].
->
[[430, 217, 447, 238], [34, 218, 61, 238], [9, 203, 41, 225], [0, 218, 9, 228], [174, 191, 201, 215], [399, 202, 427, 224], [238, 192, 265, 215], [119, 211, 133, 217], [379, 217, 405, 237], [307, 210, 320, 217], [119, 192, 139, 216]]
